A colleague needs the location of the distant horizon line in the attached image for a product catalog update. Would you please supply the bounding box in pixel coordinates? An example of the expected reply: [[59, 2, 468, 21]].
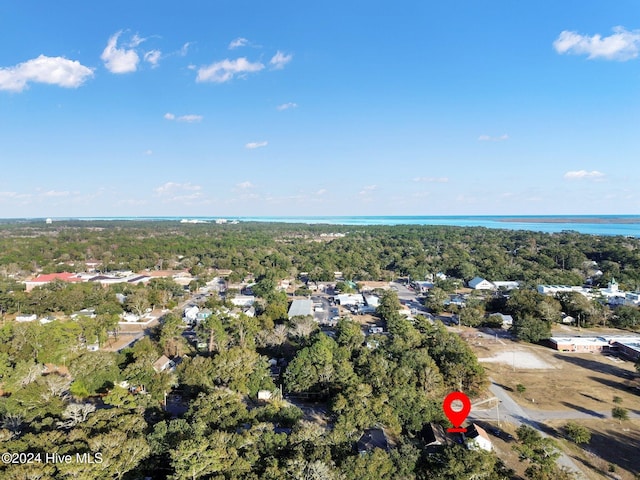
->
[[3, 214, 640, 220], [2, 214, 640, 226]]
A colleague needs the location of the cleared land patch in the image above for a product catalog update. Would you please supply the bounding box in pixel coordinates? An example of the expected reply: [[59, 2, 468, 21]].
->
[[478, 350, 555, 370]]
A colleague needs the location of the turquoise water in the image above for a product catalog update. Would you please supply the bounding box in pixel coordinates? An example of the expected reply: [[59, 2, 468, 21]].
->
[[53, 215, 640, 237]]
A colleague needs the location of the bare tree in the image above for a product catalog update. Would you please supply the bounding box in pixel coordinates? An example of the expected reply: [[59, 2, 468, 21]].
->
[[57, 403, 96, 429]]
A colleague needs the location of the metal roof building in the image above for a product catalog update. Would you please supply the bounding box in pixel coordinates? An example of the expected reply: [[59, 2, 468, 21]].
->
[[288, 299, 313, 319]]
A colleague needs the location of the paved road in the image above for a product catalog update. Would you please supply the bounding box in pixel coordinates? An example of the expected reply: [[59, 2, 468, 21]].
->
[[472, 382, 640, 423], [470, 379, 589, 479]]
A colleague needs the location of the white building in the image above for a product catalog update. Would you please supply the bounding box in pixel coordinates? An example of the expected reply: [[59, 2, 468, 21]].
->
[[183, 305, 199, 323], [468, 277, 495, 290], [335, 294, 363, 306], [465, 424, 493, 452], [492, 281, 519, 291], [230, 295, 256, 308]]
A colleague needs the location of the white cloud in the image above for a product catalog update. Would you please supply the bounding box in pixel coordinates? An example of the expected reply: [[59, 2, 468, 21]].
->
[[41, 190, 70, 197], [154, 182, 202, 196], [245, 141, 268, 149], [0, 191, 31, 200], [359, 185, 377, 195], [316, 189, 327, 195], [0, 55, 94, 92], [101, 31, 140, 73], [144, 49, 162, 67], [553, 26, 640, 61], [478, 134, 509, 142], [563, 170, 606, 180], [180, 42, 192, 56], [164, 112, 203, 123], [177, 114, 202, 123], [144, 149, 153, 155], [236, 181, 254, 189], [129, 34, 145, 48], [270, 51, 293, 69], [277, 102, 298, 111], [197, 57, 264, 83], [229, 37, 249, 49], [413, 177, 449, 183]]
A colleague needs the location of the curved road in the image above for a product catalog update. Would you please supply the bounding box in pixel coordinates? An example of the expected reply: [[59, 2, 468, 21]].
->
[[471, 379, 640, 424], [467, 378, 636, 479]]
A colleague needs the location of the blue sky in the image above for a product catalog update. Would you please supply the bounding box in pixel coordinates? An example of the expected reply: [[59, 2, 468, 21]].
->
[[1, 0, 639, 217]]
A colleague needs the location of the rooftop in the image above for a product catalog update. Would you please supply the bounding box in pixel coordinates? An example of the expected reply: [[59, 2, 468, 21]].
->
[[288, 299, 313, 318]]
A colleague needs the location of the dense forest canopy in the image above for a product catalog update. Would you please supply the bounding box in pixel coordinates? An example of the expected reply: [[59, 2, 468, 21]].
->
[[0, 220, 637, 479], [0, 220, 638, 289]]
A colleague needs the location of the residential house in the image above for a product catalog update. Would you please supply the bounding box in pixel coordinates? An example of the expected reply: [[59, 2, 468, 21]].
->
[[183, 305, 199, 323], [421, 423, 451, 453], [196, 308, 212, 323], [465, 424, 493, 452], [153, 355, 176, 373], [356, 428, 390, 455], [230, 295, 255, 308]]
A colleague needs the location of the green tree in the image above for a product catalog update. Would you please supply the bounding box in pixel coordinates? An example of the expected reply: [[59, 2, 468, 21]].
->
[[612, 305, 640, 329], [187, 388, 249, 431], [612, 406, 629, 424], [425, 444, 512, 480], [511, 314, 551, 343], [564, 422, 591, 445], [335, 281, 355, 293], [171, 437, 226, 480], [340, 448, 396, 480], [124, 288, 150, 317], [513, 425, 563, 478], [459, 306, 484, 327], [335, 318, 365, 351], [284, 333, 337, 393], [425, 287, 448, 314], [69, 351, 120, 395], [377, 290, 402, 323]]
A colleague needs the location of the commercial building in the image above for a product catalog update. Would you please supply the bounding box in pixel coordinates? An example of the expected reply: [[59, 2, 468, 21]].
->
[[288, 299, 314, 319]]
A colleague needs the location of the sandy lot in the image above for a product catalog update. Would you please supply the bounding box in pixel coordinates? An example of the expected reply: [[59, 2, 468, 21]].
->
[[478, 350, 555, 369]]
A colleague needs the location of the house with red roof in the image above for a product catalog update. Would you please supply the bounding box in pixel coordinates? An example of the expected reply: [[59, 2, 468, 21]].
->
[[23, 272, 84, 292]]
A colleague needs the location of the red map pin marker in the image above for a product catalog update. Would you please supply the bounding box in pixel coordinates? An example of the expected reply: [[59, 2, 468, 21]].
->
[[443, 391, 471, 433]]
